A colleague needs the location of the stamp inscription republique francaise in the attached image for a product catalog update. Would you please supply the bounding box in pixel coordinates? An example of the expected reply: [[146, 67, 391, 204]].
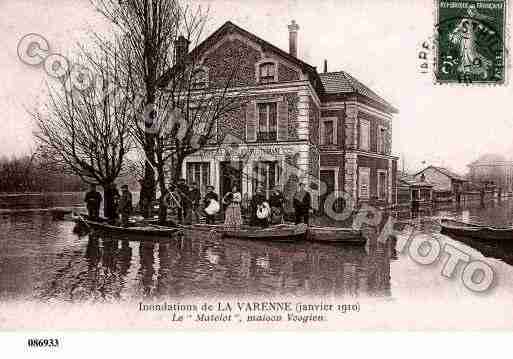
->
[[436, 0, 507, 84]]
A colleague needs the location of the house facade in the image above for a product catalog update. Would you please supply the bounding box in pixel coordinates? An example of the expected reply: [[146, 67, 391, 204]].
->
[[414, 166, 467, 201], [166, 21, 398, 211]]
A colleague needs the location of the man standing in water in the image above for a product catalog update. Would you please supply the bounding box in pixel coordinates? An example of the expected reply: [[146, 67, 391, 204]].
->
[[104, 183, 120, 223], [119, 184, 133, 227], [177, 178, 191, 224], [85, 183, 102, 220], [293, 182, 311, 225]]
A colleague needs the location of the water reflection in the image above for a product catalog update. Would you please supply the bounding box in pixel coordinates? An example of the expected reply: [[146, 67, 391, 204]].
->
[[43, 226, 391, 302], [404, 198, 513, 265], [2, 197, 511, 303]]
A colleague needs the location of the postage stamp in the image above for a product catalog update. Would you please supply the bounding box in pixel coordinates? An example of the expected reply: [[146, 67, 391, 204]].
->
[[435, 0, 507, 84]]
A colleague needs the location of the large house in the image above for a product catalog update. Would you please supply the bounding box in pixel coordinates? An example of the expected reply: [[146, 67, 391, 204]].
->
[[163, 21, 398, 211]]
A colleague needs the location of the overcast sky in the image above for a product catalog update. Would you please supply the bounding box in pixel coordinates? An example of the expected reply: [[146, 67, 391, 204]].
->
[[1, 0, 512, 173]]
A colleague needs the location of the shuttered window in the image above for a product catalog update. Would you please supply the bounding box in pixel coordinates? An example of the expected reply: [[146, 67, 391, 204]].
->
[[377, 170, 387, 200], [246, 102, 257, 142], [321, 118, 336, 145], [257, 103, 277, 141], [360, 119, 370, 151], [378, 126, 386, 154], [359, 167, 370, 199], [247, 99, 287, 143]]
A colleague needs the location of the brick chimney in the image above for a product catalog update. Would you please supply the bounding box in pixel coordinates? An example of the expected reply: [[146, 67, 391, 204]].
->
[[288, 20, 299, 58], [174, 35, 190, 65], [323, 59, 328, 73]]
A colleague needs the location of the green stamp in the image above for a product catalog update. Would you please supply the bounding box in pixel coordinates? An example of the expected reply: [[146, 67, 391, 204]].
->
[[436, 0, 507, 84]]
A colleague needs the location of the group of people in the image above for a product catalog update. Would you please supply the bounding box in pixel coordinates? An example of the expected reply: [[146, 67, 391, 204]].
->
[[84, 183, 133, 226], [163, 179, 217, 225], [213, 182, 312, 228], [84, 179, 313, 228]]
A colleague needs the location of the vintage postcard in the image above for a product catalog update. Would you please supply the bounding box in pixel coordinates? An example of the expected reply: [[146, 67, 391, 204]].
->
[[2, 0, 513, 345]]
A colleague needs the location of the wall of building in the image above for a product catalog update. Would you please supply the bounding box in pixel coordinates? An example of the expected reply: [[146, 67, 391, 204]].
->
[[202, 38, 260, 88], [308, 96, 320, 146], [218, 92, 301, 143], [183, 29, 399, 210], [320, 154, 345, 202], [357, 155, 392, 205], [359, 112, 392, 155], [200, 35, 302, 89]]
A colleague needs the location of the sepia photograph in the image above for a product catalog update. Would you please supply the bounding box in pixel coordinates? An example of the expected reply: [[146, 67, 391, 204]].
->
[[1, 0, 513, 346]]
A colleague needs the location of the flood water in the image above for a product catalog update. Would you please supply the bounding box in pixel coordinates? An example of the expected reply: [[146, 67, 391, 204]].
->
[[1, 193, 512, 303]]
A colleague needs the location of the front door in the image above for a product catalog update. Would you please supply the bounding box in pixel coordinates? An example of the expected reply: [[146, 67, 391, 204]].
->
[[320, 170, 336, 214], [220, 161, 243, 197]]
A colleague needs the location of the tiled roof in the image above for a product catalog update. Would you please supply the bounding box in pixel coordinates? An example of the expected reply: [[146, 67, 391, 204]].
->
[[433, 167, 467, 181], [398, 174, 434, 187], [319, 71, 397, 113], [416, 166, 468, 182]]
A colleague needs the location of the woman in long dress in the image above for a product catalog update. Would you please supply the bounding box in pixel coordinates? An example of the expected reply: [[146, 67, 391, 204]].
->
[[223, 185, 242, 228]]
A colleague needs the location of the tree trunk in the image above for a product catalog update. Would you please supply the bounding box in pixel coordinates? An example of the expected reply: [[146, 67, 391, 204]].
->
[[101, 182, 113, 221], [140, 134, 156, 218], [156, 163, 168, 225], [173, 155, 184, 183]]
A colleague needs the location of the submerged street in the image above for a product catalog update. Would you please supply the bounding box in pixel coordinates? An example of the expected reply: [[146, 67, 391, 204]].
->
[[1, 193, 512, 303]]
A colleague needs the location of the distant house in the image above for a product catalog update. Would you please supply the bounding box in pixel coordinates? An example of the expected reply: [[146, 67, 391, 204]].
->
[[396, 174, 433, 208], [414, 166, 467, 201], [467, 154, 513, 193]]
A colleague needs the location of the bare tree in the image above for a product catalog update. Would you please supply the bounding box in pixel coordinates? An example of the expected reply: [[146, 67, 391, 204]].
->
[[90, 0, 185, 217], [32, 49, 134, 216], [90, 0, 249, 223], [138, 64, 246, 223], [0, 153, 36, 193]]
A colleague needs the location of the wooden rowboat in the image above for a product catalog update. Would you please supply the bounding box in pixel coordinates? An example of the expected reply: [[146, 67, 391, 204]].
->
[[307, 226, 365, 245], [73, 214, 182, 237], [223, 223, 307, 241], [179, 223, 307, 241], [179, 224, 225, 232], [440, 218, 513, 242]]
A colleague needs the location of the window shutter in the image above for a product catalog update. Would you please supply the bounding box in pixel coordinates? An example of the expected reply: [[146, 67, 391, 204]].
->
[[246, 101, 257, 142], [277, 100, 288, 141]]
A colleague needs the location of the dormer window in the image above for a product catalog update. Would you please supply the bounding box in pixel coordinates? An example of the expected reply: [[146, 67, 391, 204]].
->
[[191, 67, 208, 89], [256, 59, 278, 84], [260, 62, 275, 83]]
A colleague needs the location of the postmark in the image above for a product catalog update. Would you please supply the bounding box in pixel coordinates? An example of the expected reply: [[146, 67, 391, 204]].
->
[[435, 0, 507, 84]]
